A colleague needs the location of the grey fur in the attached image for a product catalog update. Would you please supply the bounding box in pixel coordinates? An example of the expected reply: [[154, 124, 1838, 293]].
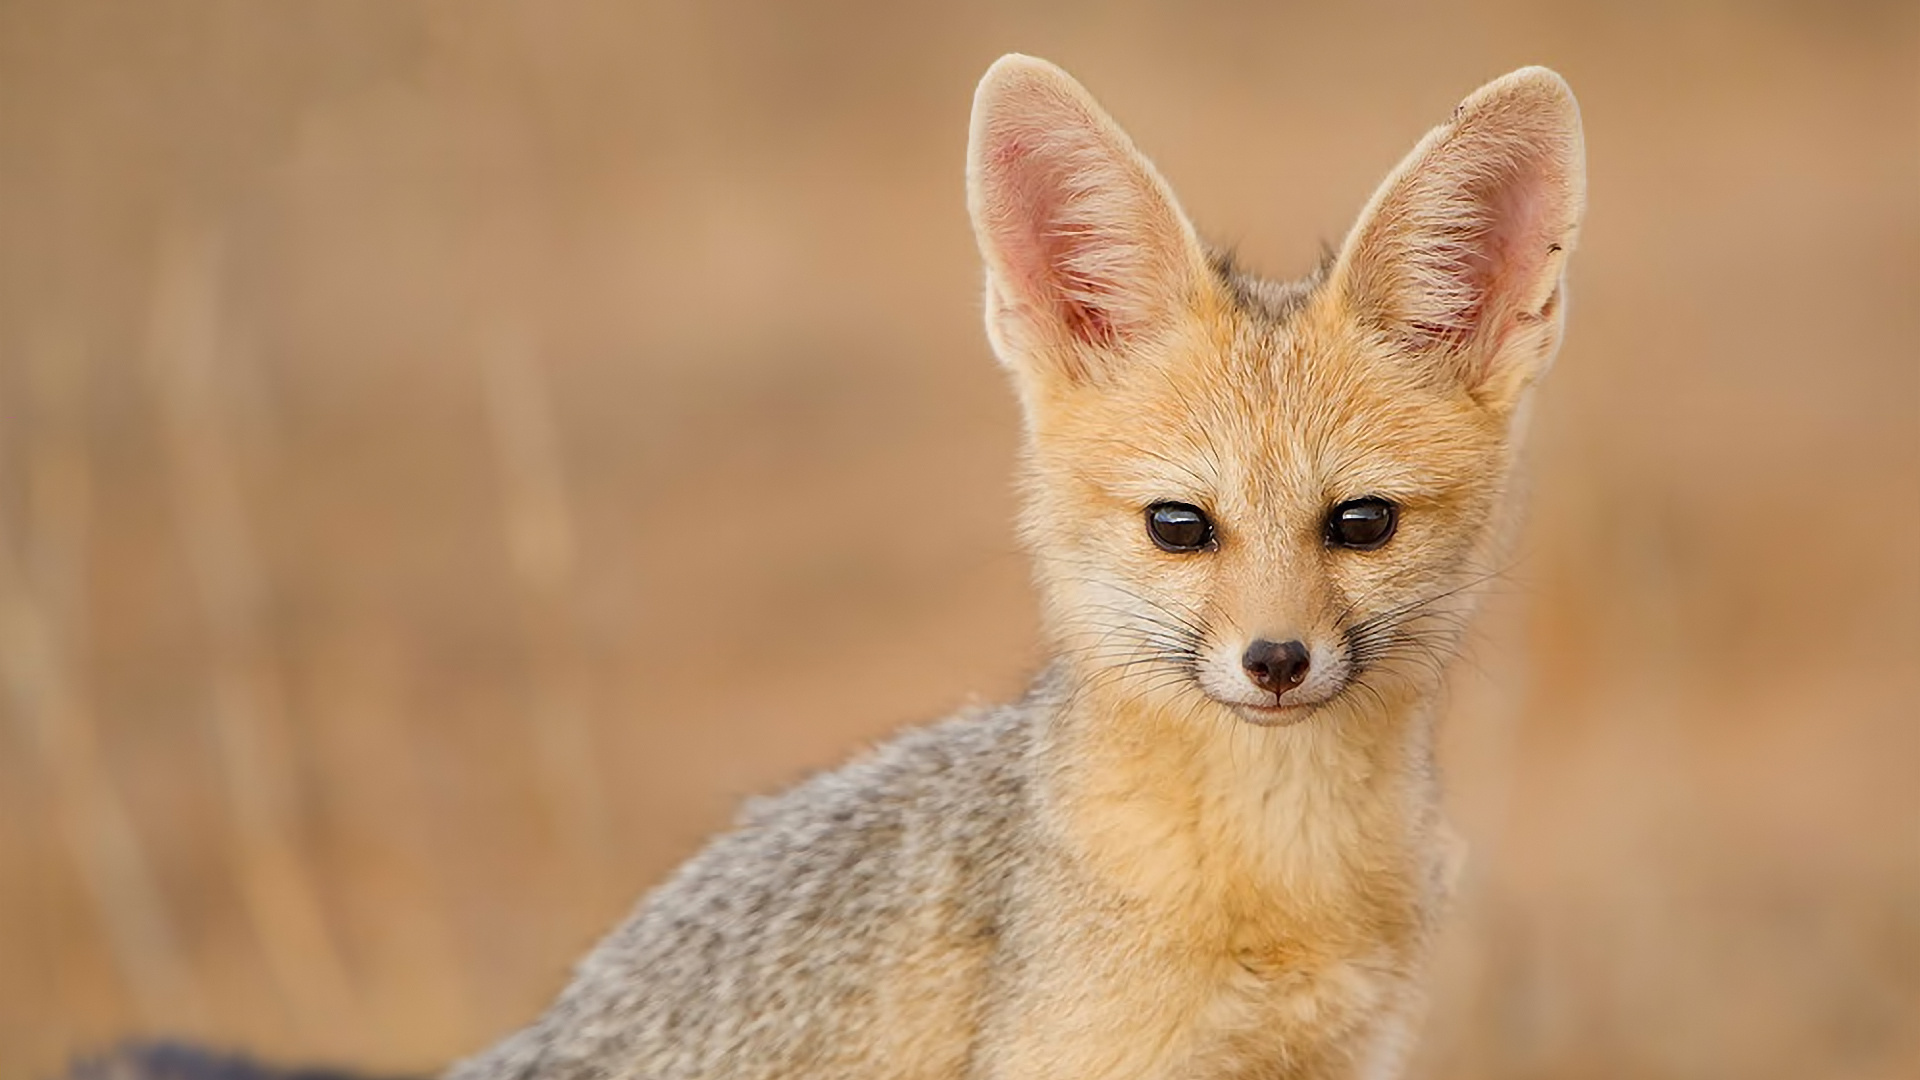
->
[[448, 681, 1056, 1080]]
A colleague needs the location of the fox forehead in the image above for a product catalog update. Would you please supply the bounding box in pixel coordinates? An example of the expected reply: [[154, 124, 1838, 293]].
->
[[1033, 281, 1508, 522]]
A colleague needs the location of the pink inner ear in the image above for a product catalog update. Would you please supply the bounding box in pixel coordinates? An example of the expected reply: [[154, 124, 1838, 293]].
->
[[1409, 152, 1558, 354], [982, 127, 1135, 350], [1477, 156, 1555, 316], [1044, 225, 1119, 347]]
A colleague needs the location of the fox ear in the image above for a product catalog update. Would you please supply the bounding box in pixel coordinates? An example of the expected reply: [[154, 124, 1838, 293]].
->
[[967, 54, 1209, 393], [1330, 67, 1586, 410]]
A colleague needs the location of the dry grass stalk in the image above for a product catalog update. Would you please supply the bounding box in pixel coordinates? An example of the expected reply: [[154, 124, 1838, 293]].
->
[[144, 225, 362, 1047], [0, 330, 205, 1032], [480, 322, 612, 927]]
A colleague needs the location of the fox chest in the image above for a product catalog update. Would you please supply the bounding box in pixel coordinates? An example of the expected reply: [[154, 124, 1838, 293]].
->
[[1175, 880, 1429, 1072], [1203, 936, 1408, 1059], [990, 932, 1414, 1080]]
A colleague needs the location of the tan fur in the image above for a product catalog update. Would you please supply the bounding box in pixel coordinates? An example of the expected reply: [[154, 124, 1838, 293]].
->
[[446, 55, 1585, 1080]]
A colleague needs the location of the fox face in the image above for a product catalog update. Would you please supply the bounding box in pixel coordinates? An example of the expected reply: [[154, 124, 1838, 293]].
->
[[1016, 295, 1514, 726], [967, 57, 1584, 726]]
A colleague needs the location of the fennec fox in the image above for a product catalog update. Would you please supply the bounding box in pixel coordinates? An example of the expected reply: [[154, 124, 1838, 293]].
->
[[449, 55, 1585, 1080]]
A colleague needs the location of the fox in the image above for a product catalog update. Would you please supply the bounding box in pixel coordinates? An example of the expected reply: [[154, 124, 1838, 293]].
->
[[78, 53, 1584, 1080]]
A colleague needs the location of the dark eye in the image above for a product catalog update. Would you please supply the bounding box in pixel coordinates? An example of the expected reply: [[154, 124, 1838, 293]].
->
[[1325, 497, 1397, 550], [1146, 502, 1215, 552]]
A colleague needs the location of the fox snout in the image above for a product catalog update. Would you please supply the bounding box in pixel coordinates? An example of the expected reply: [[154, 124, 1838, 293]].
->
[[1183, 624, 1356, 725]]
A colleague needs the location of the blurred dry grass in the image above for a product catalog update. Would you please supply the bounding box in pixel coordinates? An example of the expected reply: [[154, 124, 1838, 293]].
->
[[1, 2, 1916, 1077]]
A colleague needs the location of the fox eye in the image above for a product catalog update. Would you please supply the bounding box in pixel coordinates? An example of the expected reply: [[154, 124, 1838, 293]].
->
[[1146, 502, 1215, 552], [1326, 497, 1397, 550]]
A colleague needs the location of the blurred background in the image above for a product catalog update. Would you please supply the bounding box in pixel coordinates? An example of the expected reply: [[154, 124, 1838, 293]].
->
[[1, 1, 1915, 1077]]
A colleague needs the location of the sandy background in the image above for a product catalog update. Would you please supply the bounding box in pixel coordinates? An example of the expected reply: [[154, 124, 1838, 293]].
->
[[1, 2, 1915, 1077]]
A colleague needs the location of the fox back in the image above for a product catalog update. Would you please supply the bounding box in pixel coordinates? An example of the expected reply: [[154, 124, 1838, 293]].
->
[[441, 54, 1585, 1080]]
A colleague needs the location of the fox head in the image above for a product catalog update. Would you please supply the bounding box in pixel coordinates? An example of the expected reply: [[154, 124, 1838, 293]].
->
[[966, 56, 1584, 726]]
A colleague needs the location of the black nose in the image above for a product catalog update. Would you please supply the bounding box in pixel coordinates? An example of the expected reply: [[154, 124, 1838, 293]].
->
[[1242, 639, 1311, 694]]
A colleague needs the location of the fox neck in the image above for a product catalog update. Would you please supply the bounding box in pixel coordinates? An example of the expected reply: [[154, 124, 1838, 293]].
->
[[1038, 666, 1441, 926]]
